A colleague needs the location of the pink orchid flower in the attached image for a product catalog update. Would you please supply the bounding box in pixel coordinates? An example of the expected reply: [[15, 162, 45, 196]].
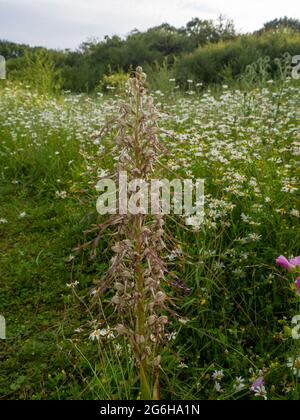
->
[[251, 377, 265, 392], [295, 277, 300, 295], [276, 255, 300, 271]]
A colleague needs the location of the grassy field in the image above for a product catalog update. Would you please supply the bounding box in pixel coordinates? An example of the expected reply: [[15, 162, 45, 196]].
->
[[0, 79, 299, 400]]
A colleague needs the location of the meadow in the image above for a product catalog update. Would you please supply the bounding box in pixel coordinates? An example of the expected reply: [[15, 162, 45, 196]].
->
[[0, 73, 299, 400]]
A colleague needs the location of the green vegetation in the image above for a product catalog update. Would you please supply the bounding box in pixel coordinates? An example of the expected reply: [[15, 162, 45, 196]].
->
[[1, 16, 300, 93], [0, 14, 300, 401], [175, 31, 300, 87], [0, 67, 299, 399]]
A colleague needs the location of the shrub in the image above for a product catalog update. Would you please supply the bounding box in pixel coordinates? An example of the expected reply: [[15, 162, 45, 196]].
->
[[174, 30, 300, 87], [98, 71, 129, 95], [9, 50, 62, 95]]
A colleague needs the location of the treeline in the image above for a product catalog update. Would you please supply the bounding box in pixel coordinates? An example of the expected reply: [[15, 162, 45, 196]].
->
[[1, 16, 300, 93]]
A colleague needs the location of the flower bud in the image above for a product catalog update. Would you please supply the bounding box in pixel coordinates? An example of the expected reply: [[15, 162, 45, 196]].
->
[[159, 315, 168, 325], [153, 355, 161, 367], [115, 324, 128, 335], [114, 282, 124, 292], [111, 294, 121, 305], [147, 315, 157, 326], [155, 291, 166, 303]]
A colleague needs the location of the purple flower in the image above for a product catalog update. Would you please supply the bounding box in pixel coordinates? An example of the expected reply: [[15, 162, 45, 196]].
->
[[276, 256, 293, 270], [290, 256, 300, 266], [295, 277, 300, 295], [276, 255, 300, 271], [251, 377, 265, 392], [171, 280, 193, 295]]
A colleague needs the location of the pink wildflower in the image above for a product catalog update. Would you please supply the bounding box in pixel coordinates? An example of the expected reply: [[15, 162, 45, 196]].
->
[[276, 255, 300, 271], [295, 277, 300, 295], [251, 377, 265, 392]]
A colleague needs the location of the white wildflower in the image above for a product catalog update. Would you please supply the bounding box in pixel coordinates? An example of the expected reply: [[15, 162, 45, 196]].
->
[[254, 385, 268, 400], [66, 281, 79, 289], [287, 356, 300, 378], [212, 370, 224, 382], [233, 376, 245, 392]]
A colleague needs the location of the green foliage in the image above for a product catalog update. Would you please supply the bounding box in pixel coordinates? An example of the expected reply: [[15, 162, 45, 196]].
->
[[11, 50, 62, 95], [260, 17, 300, 33], [145, 58, 176, 93], [174, 30, 300, 87], [0, 39, 35, 58], [0, 17, 237, 93], [2, 17, 299, 93], [182, 15, 236, 49], [0, 76, 299, 399], [98, 71, 129, 94]]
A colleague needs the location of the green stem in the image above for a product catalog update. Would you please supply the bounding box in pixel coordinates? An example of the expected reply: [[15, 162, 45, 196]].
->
[[152, 369, 160, 400], [140, 361, 152, 400], [135, 214, 152, 399]]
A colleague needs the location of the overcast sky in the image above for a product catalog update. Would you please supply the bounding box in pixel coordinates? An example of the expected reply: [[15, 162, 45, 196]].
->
[[0, 0, 299, 50]]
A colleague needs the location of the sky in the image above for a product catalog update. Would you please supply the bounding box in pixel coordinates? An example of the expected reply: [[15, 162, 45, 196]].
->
[[0, 0, 299, 50]]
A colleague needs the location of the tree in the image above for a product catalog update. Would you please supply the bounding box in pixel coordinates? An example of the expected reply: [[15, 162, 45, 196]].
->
[[182, 16, 236, 49], [260, 17, 300, 33]]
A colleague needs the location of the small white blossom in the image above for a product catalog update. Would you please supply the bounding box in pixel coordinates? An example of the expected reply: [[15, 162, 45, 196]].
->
[[290, 209, 299, 218], [89, 329, 107, 341], [212, 370, 224, 381], [254, 385, 268, 400], [233, 376, 245, 392], [55, 190, 67, 199], [287, 356, 300, 378], [89, 327, 115, 341], [178, 362, 188, 369], [66, 281, 79, 289], [214, 381, 223, 393]]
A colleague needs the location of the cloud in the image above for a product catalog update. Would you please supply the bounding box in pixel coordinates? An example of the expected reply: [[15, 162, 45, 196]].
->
[[0, 0, 216, 48], [0, 0, 299, 49], [178, 0, 216, 15]]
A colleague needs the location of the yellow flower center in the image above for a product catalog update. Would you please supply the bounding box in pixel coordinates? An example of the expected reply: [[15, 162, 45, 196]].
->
[[294, 359, 300, 369]]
